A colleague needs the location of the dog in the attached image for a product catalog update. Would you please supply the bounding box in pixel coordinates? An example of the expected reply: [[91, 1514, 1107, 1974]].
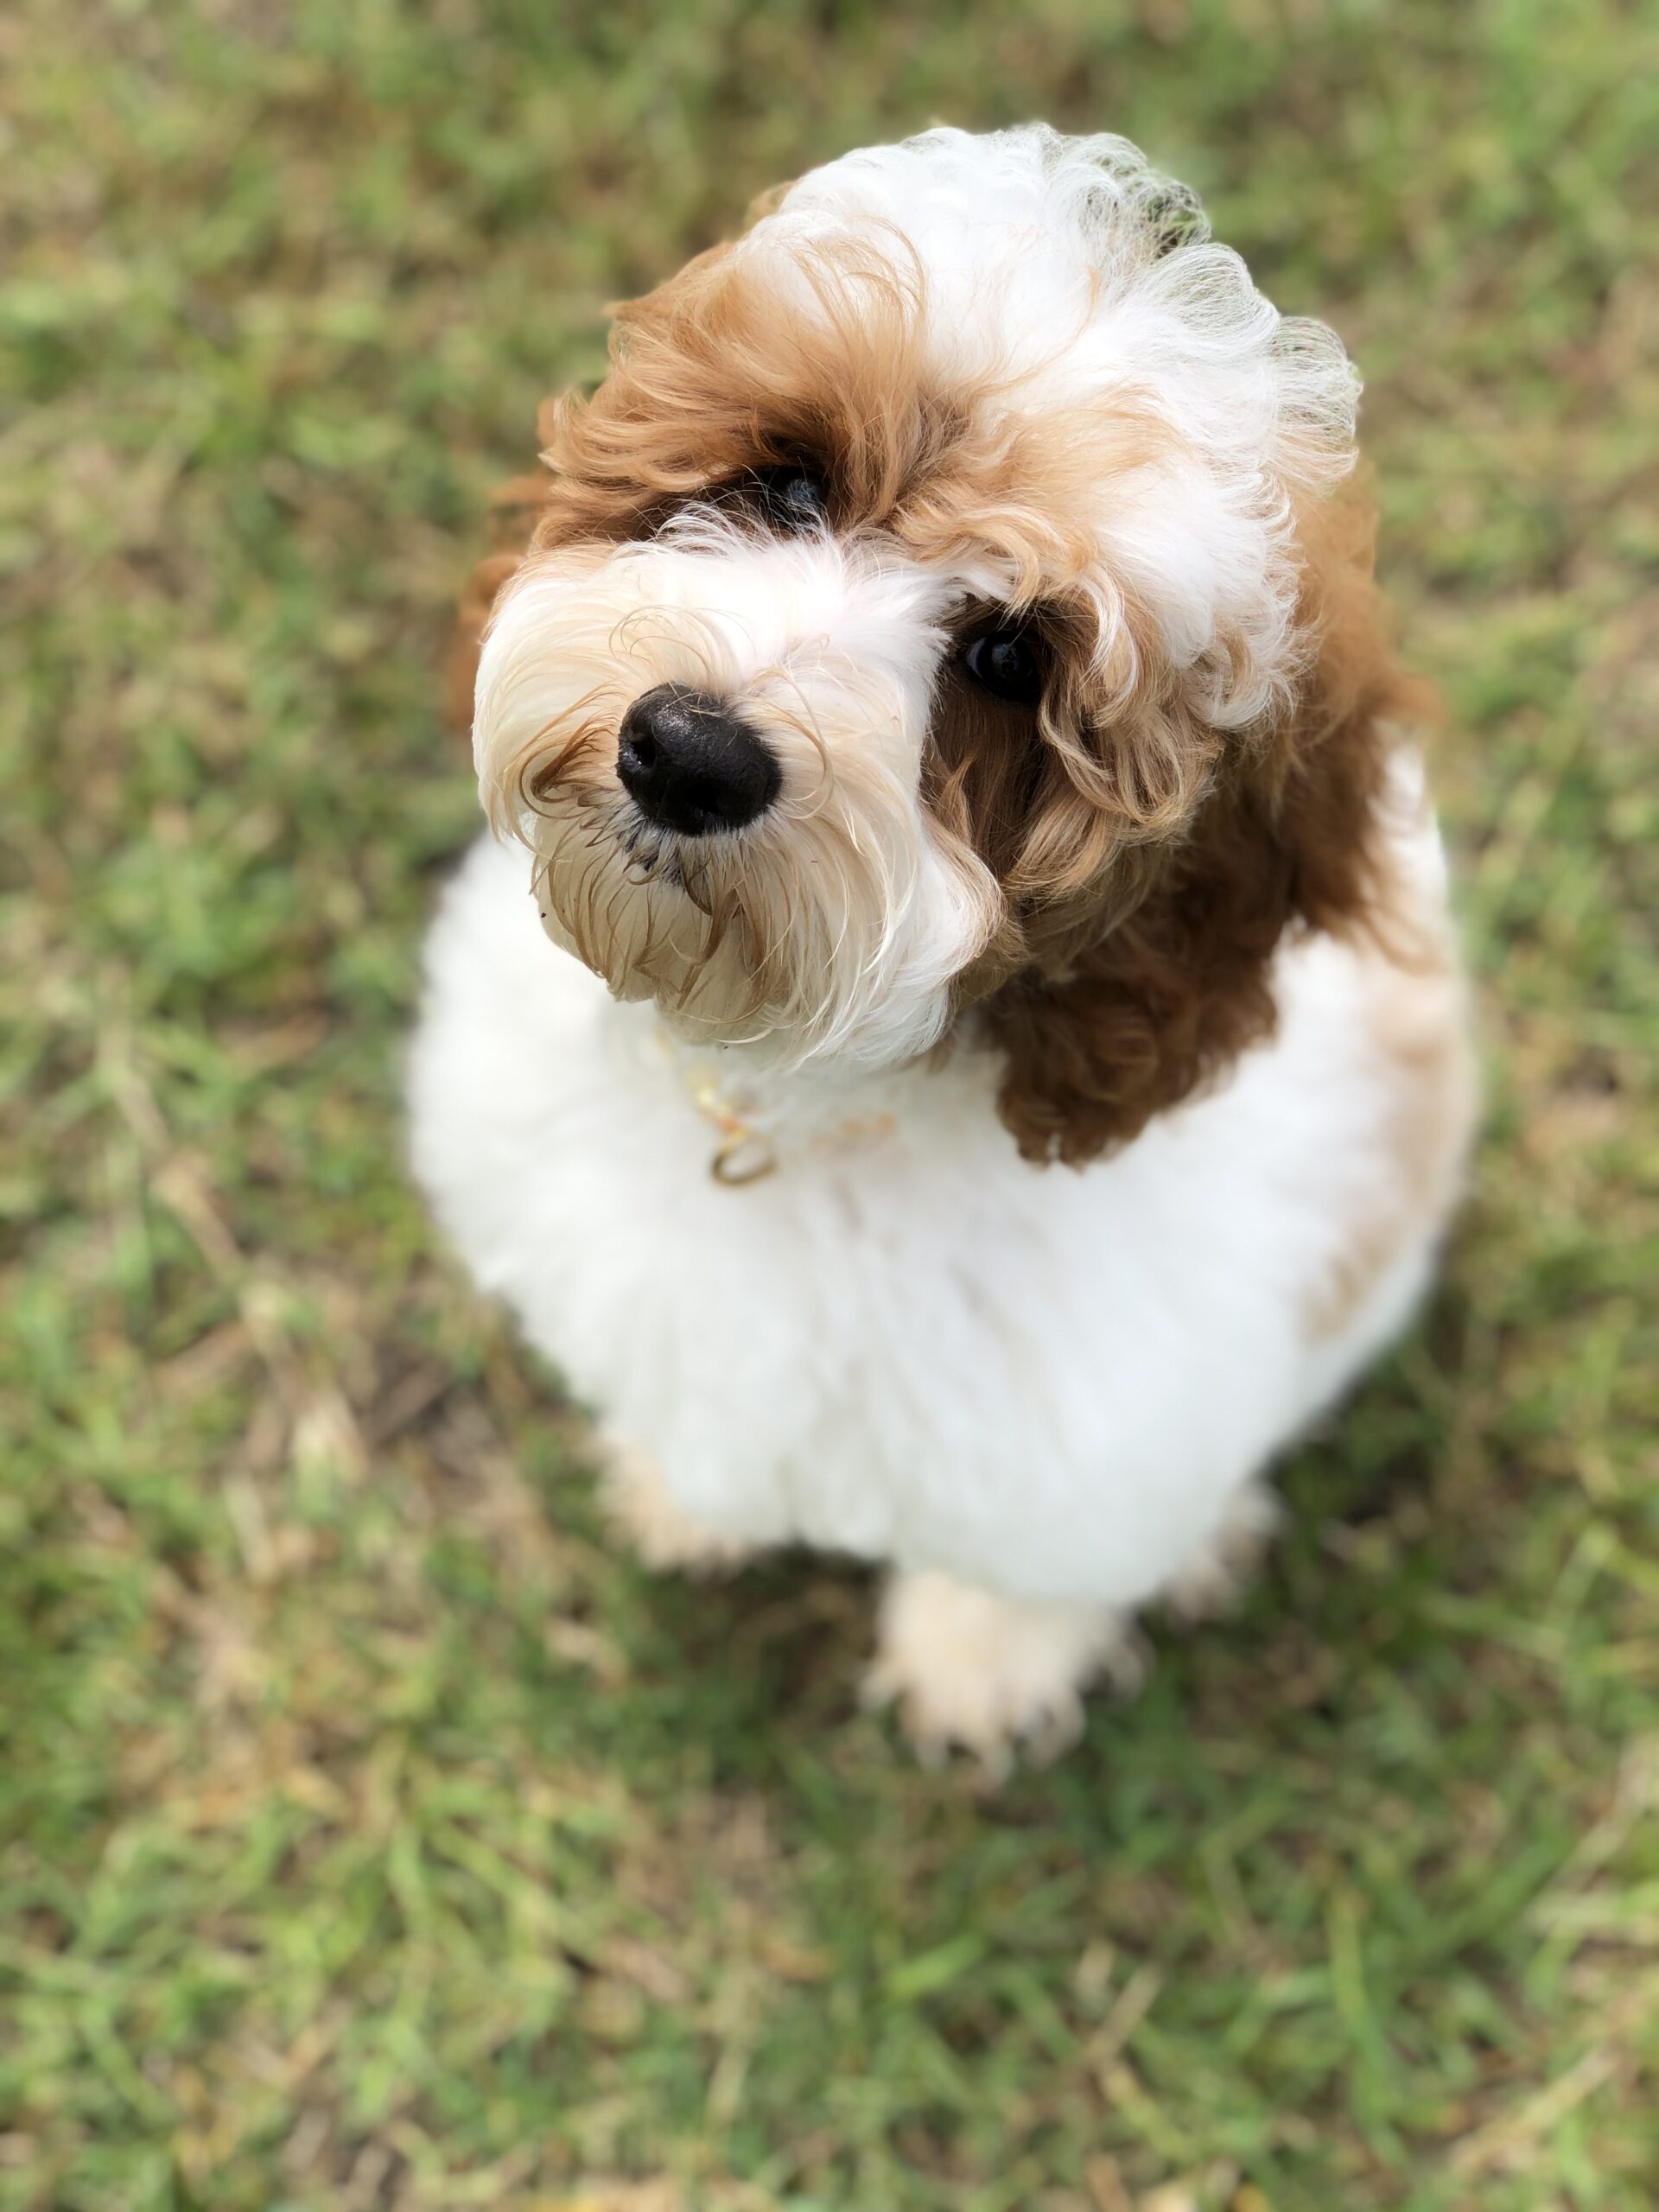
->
[[410, 124, 1475, 1768]]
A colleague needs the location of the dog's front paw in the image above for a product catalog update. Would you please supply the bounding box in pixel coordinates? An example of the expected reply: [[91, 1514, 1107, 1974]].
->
[[864, 1570, 1142, 1778]]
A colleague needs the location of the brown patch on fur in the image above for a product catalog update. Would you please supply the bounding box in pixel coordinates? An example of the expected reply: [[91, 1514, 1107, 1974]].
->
[[964, 480, 1435, 1164], [924, 576, 1182, 1000], [526, 235, 971, 545]]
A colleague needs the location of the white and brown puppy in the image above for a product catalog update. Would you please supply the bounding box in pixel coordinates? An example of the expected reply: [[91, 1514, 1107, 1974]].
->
[[410, 125, 1475, 1767]]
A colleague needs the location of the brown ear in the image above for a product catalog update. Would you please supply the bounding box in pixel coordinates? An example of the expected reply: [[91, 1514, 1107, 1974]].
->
[[983, 495, 1425, 1166], [446, 468, 555, 739]]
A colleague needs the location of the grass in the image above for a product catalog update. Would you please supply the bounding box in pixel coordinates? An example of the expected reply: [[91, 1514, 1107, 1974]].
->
[[2, 2, 1656, 2206]]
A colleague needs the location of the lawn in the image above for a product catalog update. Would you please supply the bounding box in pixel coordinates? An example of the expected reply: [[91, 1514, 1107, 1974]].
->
[[2, 3, 1656, 2208]]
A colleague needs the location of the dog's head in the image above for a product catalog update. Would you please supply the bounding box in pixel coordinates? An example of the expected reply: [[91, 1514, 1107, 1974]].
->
[[469, 126, 1414, 1160]]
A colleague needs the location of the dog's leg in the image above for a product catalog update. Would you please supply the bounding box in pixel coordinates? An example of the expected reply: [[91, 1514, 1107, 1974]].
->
[[1161, 1479, 1279, 1624], [864, 1568, 1144, 1776], [601, 1440, 756, 1576]]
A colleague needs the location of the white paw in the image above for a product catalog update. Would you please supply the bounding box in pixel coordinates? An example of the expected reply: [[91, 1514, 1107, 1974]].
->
[[1161, 1481, 1278, 1624], [601, 1444, 754, 1576], [863, 1570, 1143, 1777]]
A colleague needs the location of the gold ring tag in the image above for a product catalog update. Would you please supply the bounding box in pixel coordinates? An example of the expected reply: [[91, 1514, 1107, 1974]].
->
[[711, 1132, 779, 1185]]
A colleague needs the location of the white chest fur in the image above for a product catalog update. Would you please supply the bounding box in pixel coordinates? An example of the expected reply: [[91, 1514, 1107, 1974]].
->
[[410, 830, 1456, 1608]]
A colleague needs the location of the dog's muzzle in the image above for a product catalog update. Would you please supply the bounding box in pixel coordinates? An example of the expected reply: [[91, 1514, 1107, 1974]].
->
[[616, 683, 780, 837]]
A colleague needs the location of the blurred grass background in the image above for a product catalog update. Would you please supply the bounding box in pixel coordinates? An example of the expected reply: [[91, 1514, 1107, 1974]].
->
[[2, 3, 1656, 2208]]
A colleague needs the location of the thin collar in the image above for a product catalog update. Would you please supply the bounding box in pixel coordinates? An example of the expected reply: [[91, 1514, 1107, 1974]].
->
[[658, 1030, 898, 1186]]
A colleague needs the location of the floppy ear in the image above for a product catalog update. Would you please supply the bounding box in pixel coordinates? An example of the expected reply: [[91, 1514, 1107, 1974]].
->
[[982, 491, 1425, 1166]]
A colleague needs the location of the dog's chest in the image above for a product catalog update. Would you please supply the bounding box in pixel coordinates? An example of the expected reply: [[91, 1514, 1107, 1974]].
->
[[410, 834, 1411, 1600], [461, 967, 1283, 1568]]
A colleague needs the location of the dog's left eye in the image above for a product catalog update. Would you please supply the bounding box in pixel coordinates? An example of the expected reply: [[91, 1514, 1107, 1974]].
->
[[752, 465, 828, 532], [962, 626, 1047, 707]]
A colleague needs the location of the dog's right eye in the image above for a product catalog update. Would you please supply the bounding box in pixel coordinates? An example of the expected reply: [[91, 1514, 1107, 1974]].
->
[[962, 626, 1047, 707], [677, 463, 830, 537], [748, 464, 829, 532]]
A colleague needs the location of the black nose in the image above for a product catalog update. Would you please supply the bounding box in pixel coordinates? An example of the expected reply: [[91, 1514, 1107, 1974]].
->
[[616, 683, 780, 836]]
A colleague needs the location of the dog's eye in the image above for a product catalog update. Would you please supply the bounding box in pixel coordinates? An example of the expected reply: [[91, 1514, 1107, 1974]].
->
[[752, 464, 828, 532], [962, 626, 1047, 707]]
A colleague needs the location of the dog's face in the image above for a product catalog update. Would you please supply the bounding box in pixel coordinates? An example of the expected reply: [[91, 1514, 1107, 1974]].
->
[[472, 127, 1406, 1154]]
